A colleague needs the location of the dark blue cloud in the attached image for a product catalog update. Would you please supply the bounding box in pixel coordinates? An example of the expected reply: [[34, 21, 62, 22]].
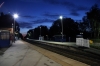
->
[[22, 15, 36, 18], [42, 12, 70, 19], [43, 12, 60, 18], [20, 0, 43, 2], [43, 0, 60, 5], [26, 26, 33, 28], [32, 19, 54, 24], [43, 0, 89, 16], [77, 6, 89, 11], [70, 11, 80, 16], [43, 0, 89, 11], [18, 18, 54, 28], [18, 22, 33, 28]]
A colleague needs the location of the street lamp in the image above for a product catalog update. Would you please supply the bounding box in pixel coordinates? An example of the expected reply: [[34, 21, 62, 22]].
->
[[33, 29, 34, 39], [16, 26, 18, 31], [13, 13, 18, 42], [59, 15, 63, 42], [40, 27, 41, 37], [46, 35, 48, 40]]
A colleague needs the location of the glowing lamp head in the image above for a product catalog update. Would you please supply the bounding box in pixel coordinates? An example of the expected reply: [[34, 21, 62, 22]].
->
[[59, 16, 63, 19], [13, 13, 18, 19]]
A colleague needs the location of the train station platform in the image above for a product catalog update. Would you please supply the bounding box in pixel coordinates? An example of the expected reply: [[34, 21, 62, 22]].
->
[[0, 40, 89, 66], [33, 39, 100, 55]]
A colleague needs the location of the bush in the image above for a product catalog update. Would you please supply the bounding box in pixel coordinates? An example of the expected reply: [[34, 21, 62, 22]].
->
[[91, 39, 100, 43]]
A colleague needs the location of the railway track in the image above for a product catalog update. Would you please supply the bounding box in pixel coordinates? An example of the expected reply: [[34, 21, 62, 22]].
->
[[25, 39, 100, 66]]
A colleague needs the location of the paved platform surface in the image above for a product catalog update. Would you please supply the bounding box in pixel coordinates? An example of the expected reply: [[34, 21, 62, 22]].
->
[[33, 40, 100, 55], [0, 40, 89, 66]]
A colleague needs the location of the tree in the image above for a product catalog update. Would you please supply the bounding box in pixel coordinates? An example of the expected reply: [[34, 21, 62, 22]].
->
[[25, 25, 49, 39], [33, 25, 49, 39], [63, 18, 79, 37], [19, 33, 23, 39], [86, 4, 100, 38], [49, 18, 79, 40], [49, 19, 61, 37], [78, 17, 89, 32]]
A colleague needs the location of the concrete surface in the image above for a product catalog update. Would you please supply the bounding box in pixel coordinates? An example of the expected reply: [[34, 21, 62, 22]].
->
[[0, 40, 61, 66], [0, 40, 89, 66]]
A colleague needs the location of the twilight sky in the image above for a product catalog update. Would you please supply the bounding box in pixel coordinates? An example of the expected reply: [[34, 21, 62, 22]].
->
[[0, 0, 100, 34]]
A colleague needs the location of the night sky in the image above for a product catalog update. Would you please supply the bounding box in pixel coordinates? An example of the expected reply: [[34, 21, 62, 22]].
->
[[0, 0, 100, 34]]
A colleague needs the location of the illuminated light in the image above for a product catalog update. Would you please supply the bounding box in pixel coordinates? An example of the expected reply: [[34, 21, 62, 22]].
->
[[59, 16, 63, 19], [13, 13, 18, 19]]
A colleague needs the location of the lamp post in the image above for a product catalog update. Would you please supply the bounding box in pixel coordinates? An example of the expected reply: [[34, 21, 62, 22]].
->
[[46, 35, 48, 40], [59, 16, 63, 42], [33, 29, 34, 39], [13, 13, 18, 42], [16, 26, 18, 32], [40, 27, 41, 37]]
